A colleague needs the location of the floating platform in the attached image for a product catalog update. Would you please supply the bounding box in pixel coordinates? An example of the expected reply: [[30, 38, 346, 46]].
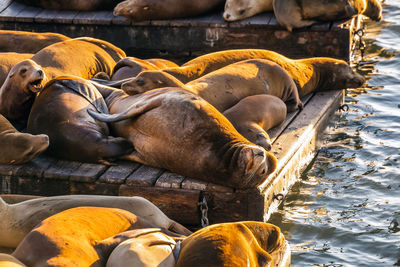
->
[[0, 0, 362, 63], [0, 0, 361, 228]]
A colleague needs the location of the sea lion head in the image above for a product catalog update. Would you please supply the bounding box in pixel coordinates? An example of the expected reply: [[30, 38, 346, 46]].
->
[[0, 131, 49, 164], [114, 0, 155, 21], [223, 0, 265, 21], [241, 222, 286, 254], [121, 70, 183, 95], [8, 59, 46, 94]]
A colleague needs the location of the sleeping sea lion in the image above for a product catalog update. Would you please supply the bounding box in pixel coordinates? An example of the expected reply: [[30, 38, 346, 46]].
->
[[0, 194, 190, 248], [145, 58, 179, 69], [114, 0, 225, 21], [223, 95, 287, 151], [31, 37, 126, 82], [12, 207, 160, 267], [0, 30, 70, 54], [122, 59, 303, 112], [176, 221, 288, 267], [88, 85, 277, 189], [273, 0, 382, 32], [0, 115, 48, 165], [148, 49, 365, 97], [223, 0, 273, 21], [111, 57, 160, 81], [26, 76, 133, 163], [0, 59, 45, 127], [0, 53, 33, 87]]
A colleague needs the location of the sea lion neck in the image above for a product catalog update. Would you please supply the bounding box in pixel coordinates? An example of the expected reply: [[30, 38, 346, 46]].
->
[[295, 58, 323, 96], [92, 82, 125, 107], [164, 66, 202, 83]]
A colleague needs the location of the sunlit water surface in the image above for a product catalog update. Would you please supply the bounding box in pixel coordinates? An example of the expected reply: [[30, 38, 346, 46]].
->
[[269, 1, 400, 266]]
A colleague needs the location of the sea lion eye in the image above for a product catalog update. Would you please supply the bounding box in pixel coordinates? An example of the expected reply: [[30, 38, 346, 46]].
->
[[143, 6, 149, 10], [136, 78, 145, 86], [239, 9, 246, 15], [20, 68, 27, 75]]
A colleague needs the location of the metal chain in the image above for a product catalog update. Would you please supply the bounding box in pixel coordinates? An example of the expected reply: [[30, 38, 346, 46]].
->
[[198, 196, 209, 228]]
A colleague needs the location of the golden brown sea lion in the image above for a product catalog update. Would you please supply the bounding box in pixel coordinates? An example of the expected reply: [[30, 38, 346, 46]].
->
[[154, 49, 365, 97], [223, 0, 273, 21], [122, 59, 303, 112], [0, 30, 70, 54], [0, 194, 190, 248], [88, 85, 277, 189], [31, 37, 126, 82], [223, 95, 287, 151], [111, 57, 160, 81], [0, 254, 26, 267], [145, 58, 179, 69], [0, 115, 48, 165], [0, 59, 45, 127], [12, 207, 160, 267], [106, 229, 177, 267], [176, 221, 288, 267], [15, 0, 124, 11], [27, 76, 133, 163], [273, 0, 382, 32], [114, 0, 225, 21], [0, 53, 33, 87]]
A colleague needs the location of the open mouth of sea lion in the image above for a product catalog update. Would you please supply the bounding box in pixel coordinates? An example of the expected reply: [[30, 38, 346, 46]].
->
[[28, 78, 44, 93]]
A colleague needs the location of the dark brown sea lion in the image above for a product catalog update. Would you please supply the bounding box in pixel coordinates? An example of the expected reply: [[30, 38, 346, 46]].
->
[[114, 0, 225, 21], [12, 207, 160, 267], [0, 194, 190, 249], [0, 53, 33, 86], [0, 30, 70, 53], [0, 59, 45, 127], [31, 37, 126, 82], [15, 0, 124, 11], [273, 0, 382, 32], [122, 59, 303, 112], [176, 221, 288, 267], [111, 57, 160, 81], [150, 49, 365, 97], [88, 86, 278, 189], [223, 0, 273, 21], [223, 95, 287, 151], [0, 115, 48, 165], [27, 76, 133, 163]]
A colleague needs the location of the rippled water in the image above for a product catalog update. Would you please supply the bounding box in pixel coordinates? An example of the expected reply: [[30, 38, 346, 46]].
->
[[269, 1, 400, 266]]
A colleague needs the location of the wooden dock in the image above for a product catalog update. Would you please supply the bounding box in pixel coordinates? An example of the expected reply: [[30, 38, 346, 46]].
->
[[0, 0, 362, 63], [0, 1, 361, 227]]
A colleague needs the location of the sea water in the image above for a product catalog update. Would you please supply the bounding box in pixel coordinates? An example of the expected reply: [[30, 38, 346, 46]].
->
[[269, 1, 400, 266]]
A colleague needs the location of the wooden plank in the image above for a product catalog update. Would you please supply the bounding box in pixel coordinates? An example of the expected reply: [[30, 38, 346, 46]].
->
[[70, 181, 120, 196], [52, 10, 79, 24], [229, 12, 272, 28], [17, 176, 71, 196], [0, 0, 13, 13], [155, 171, 185, 189], [125, 165, 164, 186], [43, 160, 82, 180], [98, 161, 140, 184], [112, 15, 131, 25], [34, 9, 59, 23], [206, 183, 234, 193], [69, 163, 108, 183], [0, 1, 25, 21], [14, 5, 42, 22], [73, 10, 113, 25], [13, 156, 56, 178], [181, 178, 208, 191], [261, 90, 344, 220], [119, 185, 201, 225]]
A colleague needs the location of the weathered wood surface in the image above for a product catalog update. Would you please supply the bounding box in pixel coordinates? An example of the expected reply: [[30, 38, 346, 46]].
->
[[0, 90, 344, 226], [0, 0, 358, 62]]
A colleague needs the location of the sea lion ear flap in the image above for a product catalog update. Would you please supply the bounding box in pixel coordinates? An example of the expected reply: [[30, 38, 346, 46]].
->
[[8, 67, 17, 78], [265, 151, 277, 176]]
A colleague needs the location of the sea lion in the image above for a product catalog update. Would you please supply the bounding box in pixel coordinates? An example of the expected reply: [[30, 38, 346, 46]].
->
[[27, 76, 133, 163], [223, 0, 273, 21], [176, 221, 288, 267], [0, 59, 45, 127], [88, 85, 277, 189], [114, 0, 225, 21], [223, 95, 287, 151], [0, 115, 48, 165], [12, 207, 161, 267], [111, 57, 160, 81], [0, 30, 70, 54], [31, 37, 126, 82], [14, 0, 124, 11], [149, 49, 365, 97], [122, 59, 303, 112], [273, 0, 382, 32], [0, 194, 190, 248], [0, 53, 33, 88], [145, 58, 179, 69], [0, 254, 26, 267], [106, 229, 177, 267]]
